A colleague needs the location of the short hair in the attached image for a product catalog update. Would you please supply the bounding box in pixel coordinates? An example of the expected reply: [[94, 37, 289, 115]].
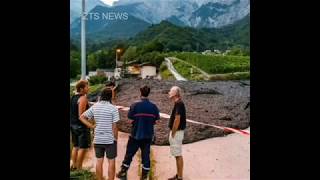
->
[[76, 80, 88, 92], [170, 86, 182, 97], [100, 87, 113, 102], [140, 85, 150, 97]]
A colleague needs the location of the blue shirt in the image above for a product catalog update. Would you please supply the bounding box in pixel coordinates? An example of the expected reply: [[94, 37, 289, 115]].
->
[[128, 98, 160, 140]]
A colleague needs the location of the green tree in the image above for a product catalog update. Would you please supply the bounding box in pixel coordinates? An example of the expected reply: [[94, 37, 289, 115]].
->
[[141, 40, 164, 54], [96, 50, 108, 69], [182, 44, 192, 52], [138, 51, 164, 67], [166, 41, 182, 51], [106, 49, 116, 68], [70, 51, 81, 78], [121, 46, 138, 63], [87, 49, 117, 70], [88, 53, 98, 71]]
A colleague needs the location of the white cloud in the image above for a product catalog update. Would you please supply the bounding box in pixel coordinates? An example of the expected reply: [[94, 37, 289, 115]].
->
[[100, 0, 119, 6]]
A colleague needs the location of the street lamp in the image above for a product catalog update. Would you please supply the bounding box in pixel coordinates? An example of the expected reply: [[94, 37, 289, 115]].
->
[[116, 48, 121, 68], [114, 49, 122, 79]]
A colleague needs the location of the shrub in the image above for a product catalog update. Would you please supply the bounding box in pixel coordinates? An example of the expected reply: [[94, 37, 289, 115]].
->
[[88, 75, 107, 85]]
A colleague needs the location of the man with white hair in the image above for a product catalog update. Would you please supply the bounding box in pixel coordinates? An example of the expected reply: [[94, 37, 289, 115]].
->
[[168, 86, 186, 180]]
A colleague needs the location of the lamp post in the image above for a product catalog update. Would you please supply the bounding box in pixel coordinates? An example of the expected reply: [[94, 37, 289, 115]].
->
[[116, 49, 121, 69], [81, 0, 86, 80]]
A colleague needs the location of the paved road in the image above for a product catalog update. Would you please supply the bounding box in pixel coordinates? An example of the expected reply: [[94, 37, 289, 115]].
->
[[164, 58, 187, 81]]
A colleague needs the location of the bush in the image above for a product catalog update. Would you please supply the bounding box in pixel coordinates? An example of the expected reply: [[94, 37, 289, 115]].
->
[[88, 84, 105, 95], [160, 68, 174, 80], [88, 75, 107, 85], [159, 62, 167, 71]]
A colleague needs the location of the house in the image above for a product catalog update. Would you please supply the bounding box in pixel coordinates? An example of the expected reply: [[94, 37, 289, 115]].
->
[[94, 69, 115, 80], [121, 62, 157, 79], [88, 71, 97, 77], [104, 69, 114, 78], [202, 50, 212, 55], [127, 64, 141, 75], [141, 65, 157, 79], [214, 49, 222, 54]]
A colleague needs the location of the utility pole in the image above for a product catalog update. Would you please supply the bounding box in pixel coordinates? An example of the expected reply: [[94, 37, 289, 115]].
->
[[81, 0, 86, 80]]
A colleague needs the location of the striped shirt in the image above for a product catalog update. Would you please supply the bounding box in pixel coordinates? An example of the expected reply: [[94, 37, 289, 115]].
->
[[83, 101, 120, 144]]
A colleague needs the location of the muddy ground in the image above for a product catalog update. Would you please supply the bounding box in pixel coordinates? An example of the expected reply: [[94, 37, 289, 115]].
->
[[89, 78, 250, 145]]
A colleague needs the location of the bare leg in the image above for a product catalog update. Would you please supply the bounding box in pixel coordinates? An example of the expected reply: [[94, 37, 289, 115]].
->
[[108, 159, 116, 180], [71, 147, 78, 169], [176, 156, 183, 178], [76, 148, 87, 169], [96, 158, 104, 180]]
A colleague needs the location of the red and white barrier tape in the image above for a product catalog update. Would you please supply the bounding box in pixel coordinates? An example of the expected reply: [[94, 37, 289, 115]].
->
[[116, 105, 250, 136]]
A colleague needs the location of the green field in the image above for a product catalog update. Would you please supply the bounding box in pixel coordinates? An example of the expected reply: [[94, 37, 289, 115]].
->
[[171, 59, 206, 81], [170, 52, 250, 74]]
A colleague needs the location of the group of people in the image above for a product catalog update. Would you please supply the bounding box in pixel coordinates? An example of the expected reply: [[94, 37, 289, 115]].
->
[[70, 80, 186, 180]]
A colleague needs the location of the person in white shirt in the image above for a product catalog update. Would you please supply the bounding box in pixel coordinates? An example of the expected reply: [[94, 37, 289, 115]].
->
[[80, 87, 120, 180]]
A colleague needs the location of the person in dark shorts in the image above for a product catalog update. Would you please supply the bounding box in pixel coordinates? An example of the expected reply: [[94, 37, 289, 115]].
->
[[116, 86, 160, 180], [70, 80, 94, 170], [80, 88, 120, 180]]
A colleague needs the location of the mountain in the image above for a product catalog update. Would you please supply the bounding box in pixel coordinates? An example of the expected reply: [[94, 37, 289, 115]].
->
[[213, 13, 250, 47], [70, 0, 249, 28], [70, 0, 107, 24], [189, 0, 249, 28], [70, 0, 250, 45], [129, 14, 250, 51], [111, 0, 249, 28], [166, 15, 187, 27], [70, 5, 151, 41]]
